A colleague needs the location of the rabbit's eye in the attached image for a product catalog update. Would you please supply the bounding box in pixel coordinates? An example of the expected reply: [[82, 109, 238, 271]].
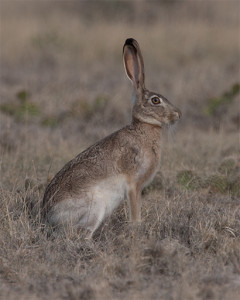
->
[[151, 97, 161, 105]]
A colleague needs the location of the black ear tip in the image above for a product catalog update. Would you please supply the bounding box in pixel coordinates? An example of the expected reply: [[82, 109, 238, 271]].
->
[[124, 38, 136, 46]]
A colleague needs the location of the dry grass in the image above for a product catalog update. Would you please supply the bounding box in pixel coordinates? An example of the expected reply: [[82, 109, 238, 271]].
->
[[0, 1, 240, 299]]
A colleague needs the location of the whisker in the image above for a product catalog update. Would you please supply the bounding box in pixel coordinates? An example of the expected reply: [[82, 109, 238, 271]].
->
[[168, 123, 178, 143]]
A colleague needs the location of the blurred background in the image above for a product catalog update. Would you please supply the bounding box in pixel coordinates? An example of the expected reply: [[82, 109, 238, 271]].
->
[[0, 1, 239, 177]]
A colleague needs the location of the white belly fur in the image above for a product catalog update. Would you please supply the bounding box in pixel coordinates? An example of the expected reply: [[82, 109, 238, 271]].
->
[[48, 175, 127, 231], [89, 175, 127, 217]]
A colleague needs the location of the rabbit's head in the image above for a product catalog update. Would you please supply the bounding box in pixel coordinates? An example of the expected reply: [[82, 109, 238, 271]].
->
[[123, 38, 181, 127]]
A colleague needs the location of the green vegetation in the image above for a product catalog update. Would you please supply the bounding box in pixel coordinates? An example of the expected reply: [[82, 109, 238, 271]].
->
[[71, 95, 109, 119], [41, 115, 61, 128], [1, 91, 109, 127], [218, 158, 236, 176], [205, 174, 229, 194], [0, 90, 40, 121], [204, 83, 240, 116], [41, 95, 109, 128], [176, 158, 240, 196], [176, 170, 203, 190], [229, 175, 240, 197]]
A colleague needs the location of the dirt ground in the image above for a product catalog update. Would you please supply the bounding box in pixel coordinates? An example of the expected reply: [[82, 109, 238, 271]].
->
[[0, 1, 240, 299]]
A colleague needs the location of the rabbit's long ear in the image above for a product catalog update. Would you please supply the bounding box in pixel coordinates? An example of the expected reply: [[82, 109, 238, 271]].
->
[[123, 38, 145, 91]]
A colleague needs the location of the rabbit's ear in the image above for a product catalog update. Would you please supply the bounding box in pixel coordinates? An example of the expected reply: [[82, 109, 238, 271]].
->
[[123, 38, 145, 91]]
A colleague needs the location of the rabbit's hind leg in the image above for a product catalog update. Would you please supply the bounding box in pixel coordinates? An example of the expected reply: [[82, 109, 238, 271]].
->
[[46, 198, 90, 228], [80, 201, 107, 238]]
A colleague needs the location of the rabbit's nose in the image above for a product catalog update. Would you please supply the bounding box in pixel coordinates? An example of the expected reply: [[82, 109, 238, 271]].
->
[[175, 108, 182, 119]]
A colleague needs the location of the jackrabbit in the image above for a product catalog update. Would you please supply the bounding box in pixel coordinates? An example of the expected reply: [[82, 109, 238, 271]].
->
[[42, 38, 181, 237]]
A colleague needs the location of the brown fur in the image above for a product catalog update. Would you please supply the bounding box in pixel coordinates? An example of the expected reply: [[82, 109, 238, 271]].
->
[[42, 38, 181, 236]]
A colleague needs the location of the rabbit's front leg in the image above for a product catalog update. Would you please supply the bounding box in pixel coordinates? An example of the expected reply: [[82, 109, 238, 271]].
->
[[127, 188, 142, 223]]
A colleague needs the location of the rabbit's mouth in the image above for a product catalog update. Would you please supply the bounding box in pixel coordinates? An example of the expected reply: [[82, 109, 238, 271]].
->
[[169, 109, 182, 124], [169, 119, 178, 125], [163, 111, 181, 126]]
